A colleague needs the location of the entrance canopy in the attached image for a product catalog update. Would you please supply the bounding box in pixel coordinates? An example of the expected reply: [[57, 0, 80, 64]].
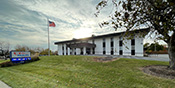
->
[[67, 43, 96, 48]]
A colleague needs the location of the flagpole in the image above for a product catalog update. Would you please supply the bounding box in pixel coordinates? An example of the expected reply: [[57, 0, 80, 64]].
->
[[47, 18, 50, 56]]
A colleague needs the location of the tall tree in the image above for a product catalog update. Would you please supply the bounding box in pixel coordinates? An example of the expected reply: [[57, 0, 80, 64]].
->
[[96, 0, 175, 69], [0, 41, 10, 56]]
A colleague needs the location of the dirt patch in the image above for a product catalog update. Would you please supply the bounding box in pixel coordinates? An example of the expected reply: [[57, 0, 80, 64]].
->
[[93, 56, 119, 63], [142, 65, 175, 79]]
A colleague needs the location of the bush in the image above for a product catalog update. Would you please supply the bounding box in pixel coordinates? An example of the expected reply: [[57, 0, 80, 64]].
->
[[0, 61, 14, 67], [0, 53, 40, 67], [25, 53, 40, 63], [145, 51, 168, 54]]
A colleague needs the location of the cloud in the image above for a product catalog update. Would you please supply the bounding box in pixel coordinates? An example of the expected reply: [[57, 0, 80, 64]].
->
[[0, 0, 128, 51]]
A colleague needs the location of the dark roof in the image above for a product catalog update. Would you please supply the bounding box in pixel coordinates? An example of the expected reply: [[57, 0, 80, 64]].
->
[[54, 28, 149, 44]]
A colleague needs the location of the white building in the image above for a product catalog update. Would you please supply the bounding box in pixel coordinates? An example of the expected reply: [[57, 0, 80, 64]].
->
[[54, 28, 149, 56]]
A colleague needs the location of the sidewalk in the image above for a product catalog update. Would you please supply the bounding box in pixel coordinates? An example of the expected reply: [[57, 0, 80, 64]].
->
[[87, 54, 169, 62], [0, 80, 11, 88]]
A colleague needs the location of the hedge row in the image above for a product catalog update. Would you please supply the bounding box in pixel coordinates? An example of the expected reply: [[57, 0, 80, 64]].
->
[[145, 51, 168, 54], [0, 53, 40, 67]]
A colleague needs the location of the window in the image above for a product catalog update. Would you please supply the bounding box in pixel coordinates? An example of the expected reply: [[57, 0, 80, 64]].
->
[[131, 39, 135, 45], [103, 38, 106, 54], [131, 50, 135, 55], [103, 47, 106, 54], [66, 46, 68, 55], [103, 51, 106, 54], [119, 50, 123, 55], [131, 39, 135, 55], [111, 47, 114, 55], [103, 38, 106, 47], [111, 42, 114, 47], [62, 44, 64, 55], [111, 37, 114, 55], [70, 48, 72, 55], [119, 37, 123, 55], [80, 48, 83, 55], [119, 41, 122, 46], [74, 48, 76, 55], [92, 48, 95, 54], [86, 48, 90, 54], [103, 42, 106, 47], [62, 45, 64, 50]]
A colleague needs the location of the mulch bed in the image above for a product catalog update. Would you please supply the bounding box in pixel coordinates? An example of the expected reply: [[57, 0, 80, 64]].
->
[[142, 65, 175, 79], [93, 56, 119, 63], [94, 57, 175, 79]]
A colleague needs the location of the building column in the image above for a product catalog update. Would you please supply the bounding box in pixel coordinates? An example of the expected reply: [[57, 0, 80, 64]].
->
[[83, 47, 86, 55], [68, 48, 70, 55], [90, 48, 93, 54]]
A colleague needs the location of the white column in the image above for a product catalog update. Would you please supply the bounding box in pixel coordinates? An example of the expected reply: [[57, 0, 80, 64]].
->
[[83, 47, 86, 55], [90, 48, 93, 54], [68, 48, 70, 55], [64, 44, 66, 55]]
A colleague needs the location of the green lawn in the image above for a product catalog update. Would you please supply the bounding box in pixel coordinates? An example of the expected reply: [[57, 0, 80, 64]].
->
[[0, 56, 174, 88], [0, 59, 10, 63]]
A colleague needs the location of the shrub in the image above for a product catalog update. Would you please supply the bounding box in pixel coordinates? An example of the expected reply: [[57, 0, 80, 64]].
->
[[25, 53, 40, 63], [0, 53, 40, 67], [0, 61, 14, 67]]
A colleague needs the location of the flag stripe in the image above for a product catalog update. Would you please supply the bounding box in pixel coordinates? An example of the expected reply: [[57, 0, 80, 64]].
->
[[49, 21, 56, 27]]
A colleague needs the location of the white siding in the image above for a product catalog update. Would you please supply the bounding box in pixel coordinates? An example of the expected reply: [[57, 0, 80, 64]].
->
[[76, 48, 80, 55], [94, 38, 103, 54], [114, 36, 119, 55], [58, 44, 62, 55], [123, 39, 131, 55], [106, 37, 110, 55], [63, 44, 66, 55], [56, 33, 144, 56], [135, 36, 144, 56]]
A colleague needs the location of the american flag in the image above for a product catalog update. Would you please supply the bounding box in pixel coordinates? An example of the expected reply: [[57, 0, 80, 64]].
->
[[49, 20, 56, 27]]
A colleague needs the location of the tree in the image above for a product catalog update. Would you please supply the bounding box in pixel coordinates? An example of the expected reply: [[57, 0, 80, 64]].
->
[[15, 45, 36, 55], [40, 49, 52, 55], [96, 0, 175, 69], [0, 41, 10, 57], [144, 43, 150, 51], [15, 45, 30, 52], [144, 42, 164, 52]]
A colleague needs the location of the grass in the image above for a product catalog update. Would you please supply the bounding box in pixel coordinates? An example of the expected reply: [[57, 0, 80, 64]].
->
[[0, 59, 10, 63], [0, 55, 174, 88]]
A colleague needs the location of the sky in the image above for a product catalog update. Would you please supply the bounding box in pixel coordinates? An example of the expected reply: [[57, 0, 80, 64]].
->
[[0, 0, 166, 51]]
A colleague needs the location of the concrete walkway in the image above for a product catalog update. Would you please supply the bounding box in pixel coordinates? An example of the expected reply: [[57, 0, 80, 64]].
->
[[0, 80, 11, 88], [87, 55, 169, 62], [113, 55, 169, 62]]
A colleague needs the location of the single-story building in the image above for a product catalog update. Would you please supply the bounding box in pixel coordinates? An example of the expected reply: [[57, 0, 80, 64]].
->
[[54, 28, 149, 56]]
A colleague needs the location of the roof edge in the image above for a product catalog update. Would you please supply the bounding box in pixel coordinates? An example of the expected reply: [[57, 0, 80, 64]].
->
[[54, 28, 149, 44]]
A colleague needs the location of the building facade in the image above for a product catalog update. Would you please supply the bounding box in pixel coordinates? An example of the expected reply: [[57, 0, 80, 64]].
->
[[54, 29, 148, 56]]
